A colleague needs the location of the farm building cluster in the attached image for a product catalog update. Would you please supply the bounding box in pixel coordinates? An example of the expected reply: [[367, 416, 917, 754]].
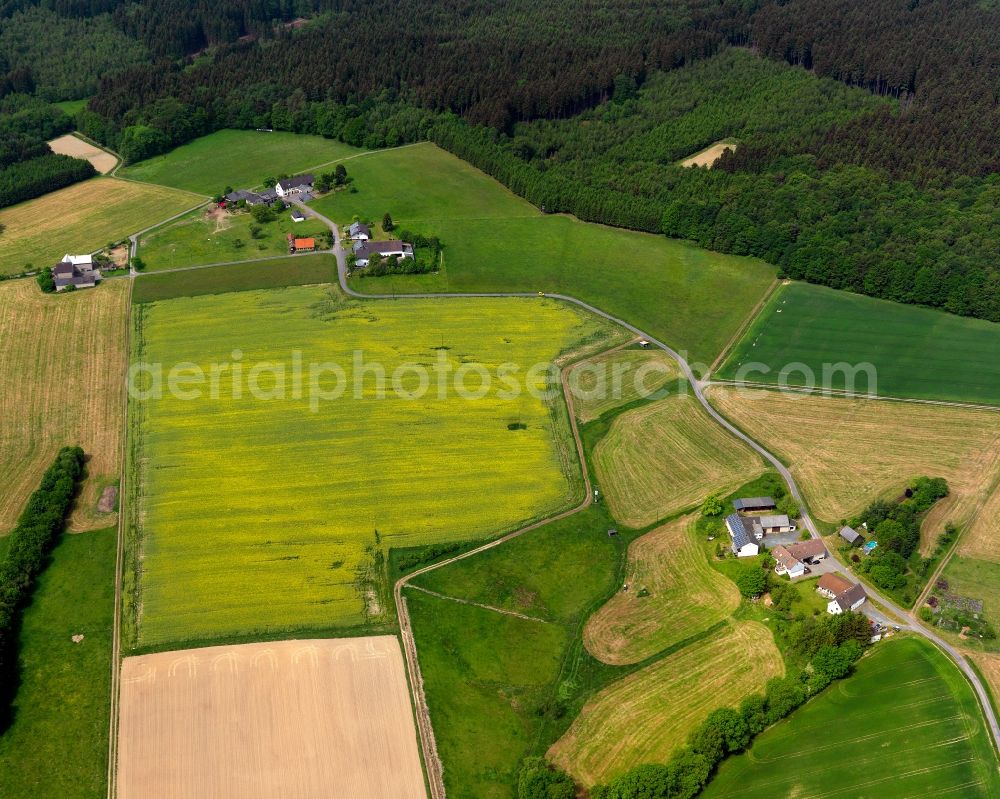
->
[[725, 494, 867, 615], [347, 221, 415, 268], [52, 254, 101, 291], [224, 174, 315, 207]]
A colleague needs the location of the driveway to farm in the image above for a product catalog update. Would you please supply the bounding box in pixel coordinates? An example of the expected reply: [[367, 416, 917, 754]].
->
[[292, 204, 1000, 790]]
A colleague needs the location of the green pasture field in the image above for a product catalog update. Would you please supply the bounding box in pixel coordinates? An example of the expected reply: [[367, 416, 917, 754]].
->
[[311, 142, 776, 367], [131, 254, 336, 303], [0, 177, 200, 275], [137, 204, 329, 270], [567, 347, 681, 423], [935, 556, 1000, 652], [127, 286, 614, 646], [407, 504, 623, 799], [53, 98, 88, 116], [118, 129, 364, 195], [717, 282, 1000, 405], [701, 636, 1000, 799], [0, 528, 115, 798]]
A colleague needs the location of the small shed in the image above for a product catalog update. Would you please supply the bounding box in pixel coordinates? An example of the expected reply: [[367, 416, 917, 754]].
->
[[839, 526, 862, 546], [291, 209, 305, 222]]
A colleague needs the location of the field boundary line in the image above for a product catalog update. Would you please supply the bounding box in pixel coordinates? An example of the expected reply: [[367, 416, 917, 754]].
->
[[708, 277, 780, 376], [106, 278, 132, 799], [127, 199, 214, 261], [404, 584, 553, 624], [300, 140, 428, 179], [706, 379, 1000, 413]]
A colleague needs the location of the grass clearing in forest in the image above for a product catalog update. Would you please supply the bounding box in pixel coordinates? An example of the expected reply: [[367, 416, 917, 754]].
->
[[548, 621, 784, 786], [0, 177, 200, 274], [128, 286, 613, 646], [583, 515, 740, 665], [0, 279, 128, 533], [310, 142, 776, 367], [137, 204, 329, 270], [118, 129, 365, 195], [593, 393, 765, 528], [0, 528, 115, 799], [717, 282, 1000, 406], [708, 387, 1000, 554], [701, 637, 1000, 799]]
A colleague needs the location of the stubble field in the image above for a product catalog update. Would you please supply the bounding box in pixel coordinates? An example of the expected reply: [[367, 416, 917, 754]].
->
[[567, 347, 681, 423], [0, 279, 127, 532], [117, 637, 426, 799], [0, 177, 200, 274], [583, 515, 740, 665], [47, 133, 117, 173], [708, 387, 1000, 556], [548, 621, 784, 786], [128, 285, 612, 645], [593, 393, 765, 528]]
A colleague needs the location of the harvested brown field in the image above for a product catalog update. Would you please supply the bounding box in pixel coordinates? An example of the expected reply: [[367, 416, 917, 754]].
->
[[117, 637, 427, 799], [48, 133, 118, 173], [0, 279, 128, 532], [584, 515, 739, 664], [708, 387, 1000, 559], [549, 621, 783, 786], [679, 140, 738, 168], [568, 347, 681, 422], [594, 393, 765, 527], [972, 653, 1000, 706], [0, 177, 200, 275]]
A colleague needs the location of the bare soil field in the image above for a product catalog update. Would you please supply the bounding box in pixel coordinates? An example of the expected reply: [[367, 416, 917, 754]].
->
[[117, 637, 427, 799], [708, 387, 1000, 558], [679, 140, 738, 168], [48, 133, 118, 173], [549, 621, 783, 786], [0, 279, 127, 532], [583, 515, 740, 664], [594, 393, 765, 527]]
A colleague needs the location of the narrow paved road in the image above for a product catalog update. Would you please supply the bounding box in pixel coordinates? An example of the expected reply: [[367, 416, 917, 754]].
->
[[313, 202, 1000, 779]]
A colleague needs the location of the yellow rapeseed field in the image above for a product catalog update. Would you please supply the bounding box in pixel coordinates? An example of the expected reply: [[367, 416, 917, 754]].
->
[[127, 286, 614, 646]]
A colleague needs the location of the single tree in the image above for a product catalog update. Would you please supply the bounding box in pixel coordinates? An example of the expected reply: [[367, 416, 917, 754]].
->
[[382, 212, 394, 231]]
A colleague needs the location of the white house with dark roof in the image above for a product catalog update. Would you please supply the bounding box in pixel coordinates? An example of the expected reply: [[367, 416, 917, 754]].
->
[[348, 221, 371, 241], [352, 239, 414, 267], [275, 174, 314, 197], [771, 545, 806, 578], [52, 256, 100, 291], [827, 582, 867, 615], [725, 513, 759, 557]]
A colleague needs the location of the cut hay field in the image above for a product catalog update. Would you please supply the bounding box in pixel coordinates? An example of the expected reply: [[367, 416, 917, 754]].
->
[[128, 286, 613, 646], [117, 637, 426, 799], [118, 129, 365, 195], [708, 387, 1000, 558], [137, 203, 329, 270], [593, 393, 765, 528], [583, 515, 740, 665], [132, 254, 336, 303], [0, 527, 115, 799], [679, 139, 738, 168], [407, 504, 622, 799], [0, 279, 128, 533], [567, 347, 681, 423], [0, 177, 200, 275], [701, 636, 1000, 799], [717, 282, 1000, 405], [310, 142, 776, 367], [48, 133, 117, 173], [548, 621, 784, 786]]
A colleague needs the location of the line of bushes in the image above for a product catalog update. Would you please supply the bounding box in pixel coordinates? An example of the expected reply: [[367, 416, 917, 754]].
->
[[0, 446, 85, 720]]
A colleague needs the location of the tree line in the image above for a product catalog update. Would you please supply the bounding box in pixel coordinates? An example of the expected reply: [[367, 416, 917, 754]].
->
[[0, 446, 85, 727]]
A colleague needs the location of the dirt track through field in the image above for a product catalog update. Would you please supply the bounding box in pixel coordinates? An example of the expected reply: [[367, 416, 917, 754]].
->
[[0, 280, 128, 532], [117, 637, 426, 799]]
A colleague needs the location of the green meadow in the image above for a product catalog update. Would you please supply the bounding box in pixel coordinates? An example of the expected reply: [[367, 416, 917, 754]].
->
[[118, 129, 364, 195], [0, 528, 115, 799], [132, 254, 336, 303], [310, 142, 776, 367], [701, 636, 1000, 799], [717, 281, 1000, 405], [127, 286, 614, 646], [137, 204, 329, 271]]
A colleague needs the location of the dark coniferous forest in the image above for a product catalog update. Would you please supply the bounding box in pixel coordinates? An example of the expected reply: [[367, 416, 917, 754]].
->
[[1, 0, 998, 320]]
